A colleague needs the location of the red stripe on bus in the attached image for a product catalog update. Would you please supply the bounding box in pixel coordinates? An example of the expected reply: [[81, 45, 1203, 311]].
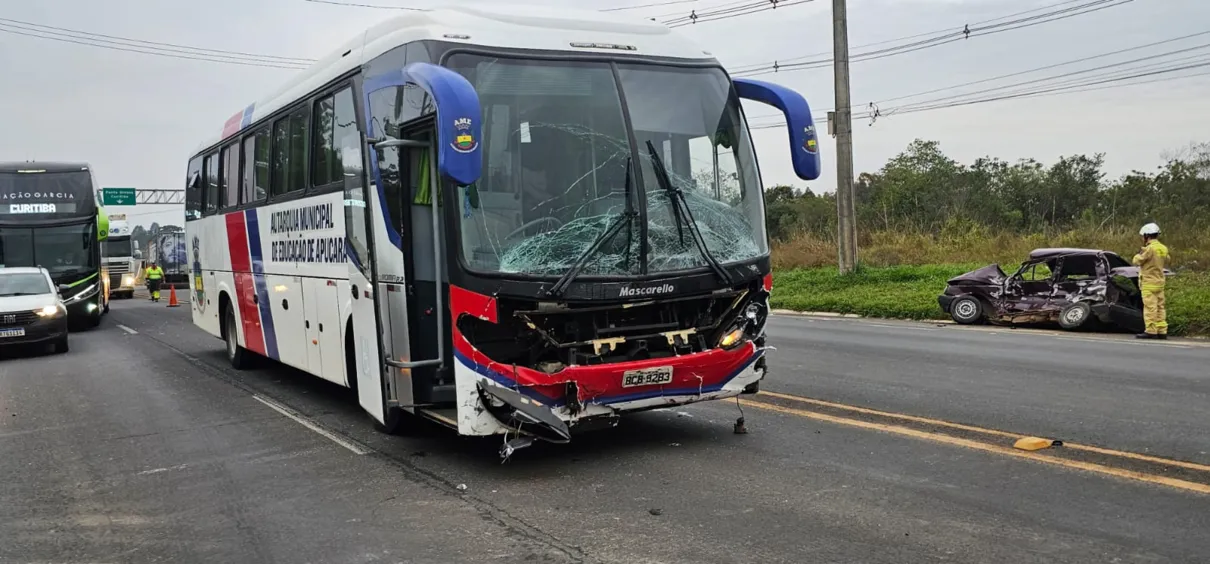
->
[[225, 212, 266, 355]]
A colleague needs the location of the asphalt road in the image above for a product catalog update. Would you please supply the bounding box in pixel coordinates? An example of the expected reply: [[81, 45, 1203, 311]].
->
[[765, 314, 1210, 464], [2, 299, 1208, 563]]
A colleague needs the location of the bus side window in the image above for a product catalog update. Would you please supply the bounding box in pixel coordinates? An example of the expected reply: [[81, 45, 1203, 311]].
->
[[203, 152, 220, 216], [185, 157, 203, 221], [242, 128, 270, 203], [221, 143, 239, 209]]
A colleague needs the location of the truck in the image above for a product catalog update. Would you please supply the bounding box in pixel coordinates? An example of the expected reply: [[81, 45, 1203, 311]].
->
[[102, 214, 141, 299], [143, 230, 188, 288]]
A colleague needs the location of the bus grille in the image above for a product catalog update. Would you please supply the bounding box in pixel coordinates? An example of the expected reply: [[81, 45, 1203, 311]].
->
[[0, 310, 40, 327]]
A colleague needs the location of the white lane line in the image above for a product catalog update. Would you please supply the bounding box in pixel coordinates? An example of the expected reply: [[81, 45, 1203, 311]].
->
[[117, 324, 138, 335], [252, 395, 369, 455], [865, 322, 938, 331]]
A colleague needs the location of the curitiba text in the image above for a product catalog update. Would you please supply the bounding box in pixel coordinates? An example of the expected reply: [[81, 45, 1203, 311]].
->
[[272, 237, 346, 263]]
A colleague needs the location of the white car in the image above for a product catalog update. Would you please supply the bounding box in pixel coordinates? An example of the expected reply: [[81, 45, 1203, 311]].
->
[[0, 267, 69, 354]]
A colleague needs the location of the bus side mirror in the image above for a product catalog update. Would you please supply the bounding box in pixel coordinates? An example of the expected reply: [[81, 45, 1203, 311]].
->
[[732, 78, 821, 181]]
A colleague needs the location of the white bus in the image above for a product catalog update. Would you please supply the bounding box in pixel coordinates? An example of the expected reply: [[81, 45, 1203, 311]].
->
[[185, 5, 821, 457]]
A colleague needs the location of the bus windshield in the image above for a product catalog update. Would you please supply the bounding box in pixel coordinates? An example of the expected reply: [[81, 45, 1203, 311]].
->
[[102, 235, 133, 258], [0, 224, 97, 277], [0, 171, 94, 217], [445, 55, 767, 277]]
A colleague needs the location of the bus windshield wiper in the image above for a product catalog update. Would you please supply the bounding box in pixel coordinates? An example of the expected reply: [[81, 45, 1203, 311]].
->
[[547, 157, 638, 298], [644, 141, 731, 284]]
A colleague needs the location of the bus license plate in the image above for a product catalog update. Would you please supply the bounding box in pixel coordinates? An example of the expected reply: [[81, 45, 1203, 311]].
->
[[622, 366, 673, 388], [0, 328, 25, 338]]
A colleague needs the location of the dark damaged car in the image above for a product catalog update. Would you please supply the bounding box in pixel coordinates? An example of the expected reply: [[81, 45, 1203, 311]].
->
[[938, 248, 1171, 333]]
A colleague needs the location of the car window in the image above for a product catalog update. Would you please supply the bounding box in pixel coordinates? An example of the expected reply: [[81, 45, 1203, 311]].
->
[[0, 272, 52, 296], [1020, 263, 1052, 282]]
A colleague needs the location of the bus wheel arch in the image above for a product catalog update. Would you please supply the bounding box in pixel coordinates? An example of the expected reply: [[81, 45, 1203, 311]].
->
[[219, 292, 251, 370], [344, 318, 357, 394]]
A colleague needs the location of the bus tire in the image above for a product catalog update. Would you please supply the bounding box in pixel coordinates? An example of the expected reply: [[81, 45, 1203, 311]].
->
[[223, 302, 252, 370], [376, 407, 408, 436]]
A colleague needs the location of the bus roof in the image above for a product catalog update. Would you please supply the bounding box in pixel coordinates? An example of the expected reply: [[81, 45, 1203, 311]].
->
[[196, 4, 714, 154], [0, 162, 91, 174]]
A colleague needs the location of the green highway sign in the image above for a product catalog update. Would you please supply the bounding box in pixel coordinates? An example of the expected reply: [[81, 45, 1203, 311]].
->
[[101, 187, 136, 206]]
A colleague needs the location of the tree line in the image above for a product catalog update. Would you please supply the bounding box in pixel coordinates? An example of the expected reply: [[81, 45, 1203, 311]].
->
[[766, 139, 1210, 242]]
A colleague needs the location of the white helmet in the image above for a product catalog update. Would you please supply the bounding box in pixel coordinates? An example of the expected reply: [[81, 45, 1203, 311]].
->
[[1140, 222, 1161, 236]]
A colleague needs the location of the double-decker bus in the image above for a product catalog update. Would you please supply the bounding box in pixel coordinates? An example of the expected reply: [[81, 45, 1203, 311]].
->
[[0, 162, 111, 327], [186, 5, 820, 456]]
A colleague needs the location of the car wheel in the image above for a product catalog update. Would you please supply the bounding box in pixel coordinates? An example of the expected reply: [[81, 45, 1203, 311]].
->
[[1058, 302, 1092, 331], [224, 306, 251, 370], [950, 296, 984, 325]]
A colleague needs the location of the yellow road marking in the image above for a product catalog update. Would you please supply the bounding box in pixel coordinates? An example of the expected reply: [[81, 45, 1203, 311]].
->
[[739, 399, 1210, 495], [759, 391, 1210, 474]]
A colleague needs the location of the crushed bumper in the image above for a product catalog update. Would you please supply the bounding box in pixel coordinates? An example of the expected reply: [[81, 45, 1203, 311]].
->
[[937, 294, 955, 313]]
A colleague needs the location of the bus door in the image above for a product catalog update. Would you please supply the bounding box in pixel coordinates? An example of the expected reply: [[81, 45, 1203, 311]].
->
[[360, 63, 483, 420]]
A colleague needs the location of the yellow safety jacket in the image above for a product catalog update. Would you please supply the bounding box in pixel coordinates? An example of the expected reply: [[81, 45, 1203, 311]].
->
[[1131, 240, 1169, 290], [146, 266, 164, 280]]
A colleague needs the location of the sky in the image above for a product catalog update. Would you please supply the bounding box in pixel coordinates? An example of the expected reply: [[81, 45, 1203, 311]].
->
[[1, 0, 1208, 230]]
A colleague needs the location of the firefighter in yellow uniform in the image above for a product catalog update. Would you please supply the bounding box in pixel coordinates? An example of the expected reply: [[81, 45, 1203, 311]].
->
[[145, 262, 165, 302], [1132, 223, 1169, 339]]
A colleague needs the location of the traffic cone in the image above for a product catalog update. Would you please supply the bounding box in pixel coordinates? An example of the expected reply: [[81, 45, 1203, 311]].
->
[[167, 285, 180, 307]]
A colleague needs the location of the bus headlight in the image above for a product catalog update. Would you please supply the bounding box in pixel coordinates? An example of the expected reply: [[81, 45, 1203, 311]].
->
[[719, 326, 747, 349], [63, 283, 99, 304]]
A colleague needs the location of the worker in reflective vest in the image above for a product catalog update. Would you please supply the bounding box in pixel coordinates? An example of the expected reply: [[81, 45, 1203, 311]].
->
[[1132, 222, 1170, 339], [145, 262, 165, 302]]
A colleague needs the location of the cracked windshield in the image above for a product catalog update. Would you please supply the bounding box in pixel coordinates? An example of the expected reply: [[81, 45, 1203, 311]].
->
[[446, 55, 766, 276]]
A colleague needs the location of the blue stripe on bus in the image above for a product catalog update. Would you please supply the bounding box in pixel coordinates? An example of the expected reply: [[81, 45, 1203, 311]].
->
[[239, 104, 256, 130], [244, 208, 280, 361]]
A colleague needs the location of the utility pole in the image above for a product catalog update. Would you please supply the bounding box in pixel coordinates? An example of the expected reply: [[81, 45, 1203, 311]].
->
[[832, 0, 859, 274]]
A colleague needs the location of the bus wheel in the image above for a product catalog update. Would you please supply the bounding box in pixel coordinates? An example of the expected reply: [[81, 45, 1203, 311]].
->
[[224, 304, 251, 370], [375, 407, 408, 435]]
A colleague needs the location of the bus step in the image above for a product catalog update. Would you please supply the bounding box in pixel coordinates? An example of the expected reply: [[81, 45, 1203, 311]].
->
[[429, 384, 457, 404]]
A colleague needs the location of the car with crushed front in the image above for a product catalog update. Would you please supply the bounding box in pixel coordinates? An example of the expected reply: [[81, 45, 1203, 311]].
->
[[938, 248, 1170, 333]]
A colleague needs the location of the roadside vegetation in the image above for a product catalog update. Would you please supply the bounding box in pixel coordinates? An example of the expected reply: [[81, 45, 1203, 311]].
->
[[767, 139, 1210, 336]]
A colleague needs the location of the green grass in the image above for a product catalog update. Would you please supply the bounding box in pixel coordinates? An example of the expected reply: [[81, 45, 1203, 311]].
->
[[771, 264, 1210, 337]]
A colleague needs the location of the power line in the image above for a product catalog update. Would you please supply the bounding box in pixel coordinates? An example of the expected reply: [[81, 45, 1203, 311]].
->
[[0, 17, 315, 63], [665, 0, 814, 28], [730, 0, 1099, 73], [732, 0, 1133, 76], [746, 30, 1210, 124], [890, 61, 1210, 116], [301, 0, 424, 9], [602, 0, 699, 11], [873, 30, 1210, 106], [746, 57, 1210, 129], [0, 24, 310, 69], [889, 41, 1210, 113]]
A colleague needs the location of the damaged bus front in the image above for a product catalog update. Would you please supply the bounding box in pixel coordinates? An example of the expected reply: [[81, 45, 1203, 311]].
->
[[403, 44, 821, 455]]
